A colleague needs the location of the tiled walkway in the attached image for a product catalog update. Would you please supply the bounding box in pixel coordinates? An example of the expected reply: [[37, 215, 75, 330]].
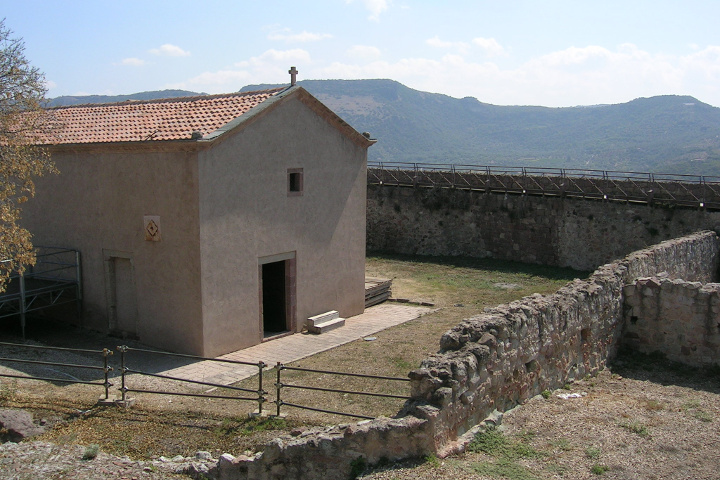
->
[[160, 303, 431, 386]]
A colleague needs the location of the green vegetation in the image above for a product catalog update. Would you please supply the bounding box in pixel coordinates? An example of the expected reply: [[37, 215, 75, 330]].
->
[[591, 464, 610, 475], [468, 427, 543, 460], [620, 421, 650, 437], [585, 446, 602, 459], [550, 438, 572, 451], [349, 456, 367, 479], [682, 399, 714, 423], [82, 444, 99, 460], [467, 427, 544, 480], [366, 253, 584, 310], [472, 459, 541, 480], [424, 453, 441, 468]]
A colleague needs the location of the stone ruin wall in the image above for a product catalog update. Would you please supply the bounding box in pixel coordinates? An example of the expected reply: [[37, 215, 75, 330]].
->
[[367, 184, 720, 271], [406, 231, 719, 454], [217, 231, 719, 480], [623, 276, 720, 367]]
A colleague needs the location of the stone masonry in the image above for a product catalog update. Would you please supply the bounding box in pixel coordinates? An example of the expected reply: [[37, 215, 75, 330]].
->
[[405, 231, 719, 453], [367, 184, 720, 271], [623, 276, 720, 367]]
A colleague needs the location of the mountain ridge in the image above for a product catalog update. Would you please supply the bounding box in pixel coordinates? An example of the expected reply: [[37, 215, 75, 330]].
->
[[47, 80, 720, 175]]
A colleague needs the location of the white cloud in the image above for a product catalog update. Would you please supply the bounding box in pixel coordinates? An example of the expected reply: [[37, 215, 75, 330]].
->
[[268, 30, 333, 43], [346, 45, 382, 60], [149, 44, 191, 57], [536, 45, 613, 67], [346, 0, 389, 21], [168, 49, 312, 93], [167, 42, 720, 107], [427, 36, 506, 57], [169, 70, 251, 90], [426, 36, 469, 53], [316, 43, 720, 107], [472, 37, 507, 57], [119, 57, 146, 66], [235, 49, 312, 66]]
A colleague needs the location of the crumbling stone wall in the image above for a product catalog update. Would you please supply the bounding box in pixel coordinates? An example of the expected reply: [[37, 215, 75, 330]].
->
[[367, 184, 720, 271], [404, 231, 719, 454], [623, 277, 720, 367], [217, 417, 432, 480], [217, 231, 719, 480]]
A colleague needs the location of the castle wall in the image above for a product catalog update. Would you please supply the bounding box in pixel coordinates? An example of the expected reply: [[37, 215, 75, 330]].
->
[[367, 184, 720, 271]]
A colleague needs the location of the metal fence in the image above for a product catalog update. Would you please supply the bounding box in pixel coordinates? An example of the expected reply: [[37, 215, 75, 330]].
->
[[368, 161, 720, 210], [0, 343, 409, 420], [116, 346, 268, 414], [274, 363, 411, 420], [0, 341, 113, 399]]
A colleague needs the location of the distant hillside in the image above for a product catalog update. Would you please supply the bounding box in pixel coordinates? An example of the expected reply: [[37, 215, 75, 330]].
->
[[242, 80, 720, 175], [46, 89, 203, 107], [49, 81, 720, 175]]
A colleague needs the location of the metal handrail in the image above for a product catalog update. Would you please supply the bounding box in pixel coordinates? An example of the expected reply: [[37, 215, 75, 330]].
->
[[368, 162, 720, 209], [0, 342, 113, 399], [368, 161, 720, 184], [116, 346, 267, 414], [274, 362, 411, 419]]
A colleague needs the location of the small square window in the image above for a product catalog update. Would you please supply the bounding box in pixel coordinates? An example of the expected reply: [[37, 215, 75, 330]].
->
[[287, 168, 303, 196]]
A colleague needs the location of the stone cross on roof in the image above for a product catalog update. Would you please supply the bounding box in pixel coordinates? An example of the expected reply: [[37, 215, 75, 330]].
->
[[289, 66, 298, 86]]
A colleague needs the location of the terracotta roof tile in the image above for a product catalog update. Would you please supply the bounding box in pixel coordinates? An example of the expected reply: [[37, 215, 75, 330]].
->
[[40, 88, 286, 145]]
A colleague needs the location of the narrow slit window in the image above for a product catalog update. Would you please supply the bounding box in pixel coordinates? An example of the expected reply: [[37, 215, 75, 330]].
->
[[288, 168, 303, 196]]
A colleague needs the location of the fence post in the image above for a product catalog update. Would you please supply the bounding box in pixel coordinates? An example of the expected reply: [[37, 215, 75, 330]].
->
[[117, 345, 130, 406], [275, 362, 282, 417], [257, 361, 266, 415], [102, 348, 113, 400]]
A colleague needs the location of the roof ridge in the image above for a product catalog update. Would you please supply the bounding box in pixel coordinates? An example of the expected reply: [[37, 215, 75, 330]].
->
[[47, 87, 287, 110]]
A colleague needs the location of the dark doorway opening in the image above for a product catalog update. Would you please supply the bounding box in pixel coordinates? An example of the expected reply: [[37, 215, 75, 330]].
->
[[261, 260, 288, 337]]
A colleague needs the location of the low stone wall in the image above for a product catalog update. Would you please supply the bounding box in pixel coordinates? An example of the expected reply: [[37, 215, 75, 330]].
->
[[405, 230, 719, 453], [218, 231, 719, 479], [217, 417, 432, 480], [623, 277, 720, 367]]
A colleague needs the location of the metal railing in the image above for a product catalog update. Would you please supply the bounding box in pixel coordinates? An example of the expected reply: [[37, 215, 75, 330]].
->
[[0, 247, 82, 337], [0, 342, 413, 420], [368, 161, 720, 210], [0, 341, 113, 399], [116, 346, 268, 414], [274, 363, 411, 420]]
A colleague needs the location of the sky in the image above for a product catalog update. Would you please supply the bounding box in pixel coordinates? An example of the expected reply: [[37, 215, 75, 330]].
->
[[3, 0, 720, 108]]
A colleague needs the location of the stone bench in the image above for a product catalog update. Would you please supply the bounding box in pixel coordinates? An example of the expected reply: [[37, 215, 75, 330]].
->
[[306, 310, 345, 334]]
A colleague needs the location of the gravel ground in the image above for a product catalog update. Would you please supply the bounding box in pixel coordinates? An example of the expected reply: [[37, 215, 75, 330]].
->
[[361, 356, 720, 480], [0, 441, 194, 480]]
